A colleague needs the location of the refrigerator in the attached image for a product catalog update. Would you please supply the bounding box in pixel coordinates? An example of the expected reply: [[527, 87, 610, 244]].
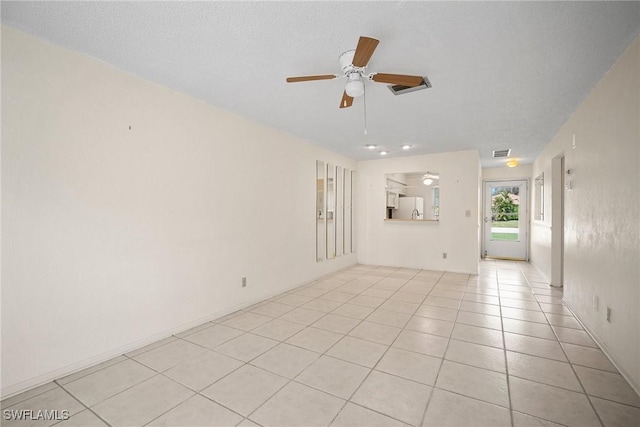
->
[[397, 197, 424, 220]]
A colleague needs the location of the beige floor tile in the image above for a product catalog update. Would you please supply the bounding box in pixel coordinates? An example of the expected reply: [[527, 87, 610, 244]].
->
[[462, 293, 500, 305], [221, 312, 273, 331], [250, 302, 296, 317], [331, 402, 407, 427], [435, 360, 509, 407], [319, 291, 356, 303], [499, 290, 536, 301], [213, 333, 278, 362], [1, 382, 59, 409], [278, 307, 326, 325], [393, 330, 449, 358], [405, 316, 454, 338], [414, 305, 458, 322], [379, 299, 420, 315], [361, 288, 395, 299], [302, 298, 344, 313], [506, 351, 582, 392], [591, 397, 640, 427], [459, 300, 501, 316], [175, 322, 217, 339], [251, 343, 319, 378], [294, 287, 329, 298], [501, 307, 548, 323], [181, 324, 245, 349], [125, 336, 177, 358], [250, 318, 306, 341], [132, 339, 207, 372], [62, 359, 156, 406], [348, 321, 401, 345], [389, 291, 427, 304], [445, 339, 506, 373], [93, 375, 194, 427], [296, 355, 370, 399], [348, 294, 386, 308], [456, 311, 502, 330], [1, 387, 85, 427], [401, 283, 435, 295], [553, 326, 598, 348], [502, 318, 556, 340], [365, 309, 412, 328], [509, 376, 600, 427], [164, 350, 243, 391], [326, 336, 388, 368], [311, 314, 361, 334], [276, 294, 314, 307], [535, 295, 563, 304], [286, 327, 343, 353], [351, 370, 432, 426], [423, 296, 461, 310], [201, 365, 287, 416], [500, 297, 541, 311], [56, 355, 128, 385], [545, 313, 583, 329], [423, 388, 511, 427], [504, 332, 566, 361], [512, 411, 565, 427], [54, 409, 109, 427], [147, 394, 243, 427], [451, 323, 504, 348], [574, 366, 640, 407], [250, 381, 344, 427], [332, 303, 376, 320], [562, 342, 618, 372], [376, 347, 441, 386], [539, 302, 573, 315], [429, 289, 464, 300]]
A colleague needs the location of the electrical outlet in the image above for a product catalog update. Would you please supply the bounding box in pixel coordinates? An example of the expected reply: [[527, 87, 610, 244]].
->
[[442, 252, 447, 259], [592, 296, 598, 310], [606, 307, 611, 322], [242, 277, 247, 288]]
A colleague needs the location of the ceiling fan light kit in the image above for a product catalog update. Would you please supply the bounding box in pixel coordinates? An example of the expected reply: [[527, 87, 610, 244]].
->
[[286, 36, 426, 109]]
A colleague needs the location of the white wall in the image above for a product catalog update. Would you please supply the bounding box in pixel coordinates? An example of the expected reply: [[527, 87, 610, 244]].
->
[[482, 165, 532, 181], [357, 150, 481, 274], [530, 36, 640, 391], [1, 27, 357, 396]]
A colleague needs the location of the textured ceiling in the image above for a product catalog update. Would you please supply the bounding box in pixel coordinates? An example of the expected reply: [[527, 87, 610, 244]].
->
[[2, 1, 639, 167]]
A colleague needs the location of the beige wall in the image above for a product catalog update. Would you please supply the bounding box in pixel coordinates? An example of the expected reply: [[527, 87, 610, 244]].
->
[[357, 150, 481, 274], [1, 27, 357, 396], [530, 36, 640, 391]]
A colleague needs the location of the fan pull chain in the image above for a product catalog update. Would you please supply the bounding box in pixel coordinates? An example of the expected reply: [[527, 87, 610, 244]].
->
[[363, 81, 368, 135]]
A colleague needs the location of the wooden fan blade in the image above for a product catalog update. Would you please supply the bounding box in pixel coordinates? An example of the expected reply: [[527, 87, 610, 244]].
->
[[340, 91, 354, 109], [372, 73, 423, 87], [286, 74, 336, 83], [352, 36, 380, 67]]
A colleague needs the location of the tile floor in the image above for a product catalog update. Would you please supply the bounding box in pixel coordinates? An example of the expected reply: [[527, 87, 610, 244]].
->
[[3, 260, 640, 427]]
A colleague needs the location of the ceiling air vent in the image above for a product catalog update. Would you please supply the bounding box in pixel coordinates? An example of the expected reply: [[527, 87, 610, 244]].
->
[[387, 76, 431, 96], [492, 149, 511, 158]]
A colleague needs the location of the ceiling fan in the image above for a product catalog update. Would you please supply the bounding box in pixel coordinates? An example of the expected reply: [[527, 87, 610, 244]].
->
[[286, 36, 425, 108]]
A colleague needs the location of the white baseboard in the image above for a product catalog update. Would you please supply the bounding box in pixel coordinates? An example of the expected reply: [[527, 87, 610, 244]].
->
[[562, 299, 640, 398]]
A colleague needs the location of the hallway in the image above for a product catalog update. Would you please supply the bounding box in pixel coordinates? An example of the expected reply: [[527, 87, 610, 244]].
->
[[2, 261, 639, 427]]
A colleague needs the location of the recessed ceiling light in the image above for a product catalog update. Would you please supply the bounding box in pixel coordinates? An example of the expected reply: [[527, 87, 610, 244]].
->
[[401, 144, 412, 150], [379, 151, 388, 155], [366, 144, 377, 149]]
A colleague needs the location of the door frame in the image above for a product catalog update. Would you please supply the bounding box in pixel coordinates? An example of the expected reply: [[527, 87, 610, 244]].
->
[[482, 179, 530, 261], [550, 155, 565, 287]]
